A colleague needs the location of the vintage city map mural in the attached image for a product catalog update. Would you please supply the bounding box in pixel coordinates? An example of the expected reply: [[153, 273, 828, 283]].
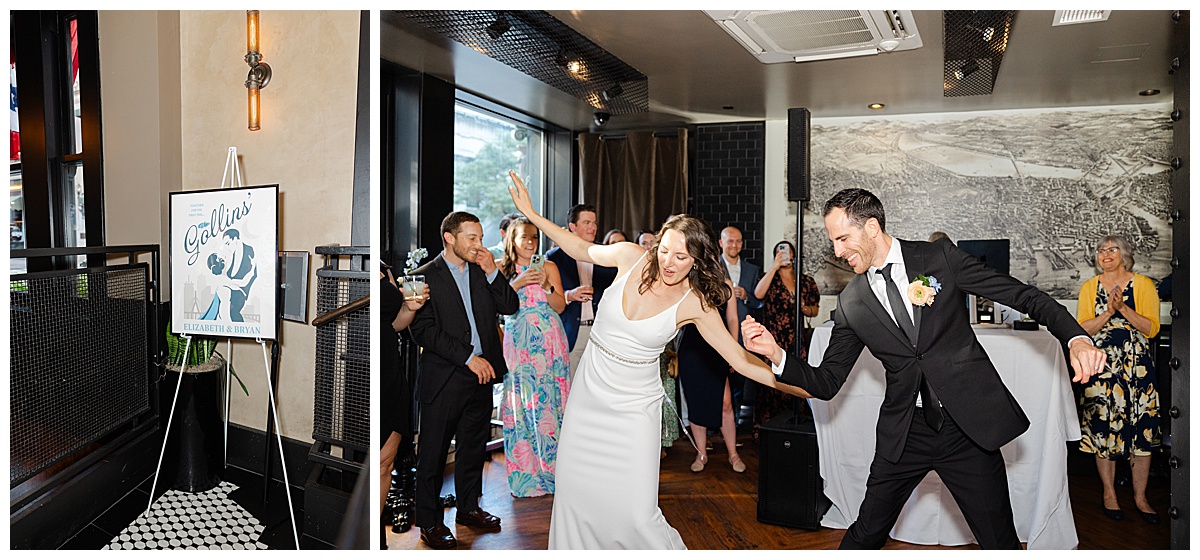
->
[[790, 107, 1173, 298]]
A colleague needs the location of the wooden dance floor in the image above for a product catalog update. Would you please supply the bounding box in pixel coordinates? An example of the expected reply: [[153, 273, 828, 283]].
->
[[385, 434, 1171, 550]]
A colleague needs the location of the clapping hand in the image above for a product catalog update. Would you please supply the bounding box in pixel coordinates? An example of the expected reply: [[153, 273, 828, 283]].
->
[[1108, 284, 1126, 313]]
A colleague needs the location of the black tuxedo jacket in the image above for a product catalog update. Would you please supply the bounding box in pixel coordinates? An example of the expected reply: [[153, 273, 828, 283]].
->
[[409, 254, 519, 404], [780, 238, 1086, 463], [545, 246, 616, 351]]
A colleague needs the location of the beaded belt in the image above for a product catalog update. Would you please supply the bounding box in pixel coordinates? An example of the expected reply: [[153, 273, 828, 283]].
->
[[588, 333, 659, 366]]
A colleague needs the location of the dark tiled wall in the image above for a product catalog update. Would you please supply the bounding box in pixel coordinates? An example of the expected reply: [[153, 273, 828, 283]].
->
[[691, 122, 766, 268]]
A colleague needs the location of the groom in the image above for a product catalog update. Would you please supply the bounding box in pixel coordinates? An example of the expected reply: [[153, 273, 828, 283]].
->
[[742, 188, 1106, 549]]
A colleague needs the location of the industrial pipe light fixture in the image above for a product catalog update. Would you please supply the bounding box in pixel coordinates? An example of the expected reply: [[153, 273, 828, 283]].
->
[[245, 10, 272, 131]]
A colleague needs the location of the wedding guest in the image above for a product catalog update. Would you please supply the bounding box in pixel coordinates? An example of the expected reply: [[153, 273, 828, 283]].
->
[[379, 263, 428, 545], [409, 211, 520, 549], [751, 240, 819, 437], [637, 230, 657, 251], [1076, 234, 1162, 523], [497, 218, 570, 497], [488, 212, 523, 259], [602, 229, 628, 245], [677, 280, 743, 473]]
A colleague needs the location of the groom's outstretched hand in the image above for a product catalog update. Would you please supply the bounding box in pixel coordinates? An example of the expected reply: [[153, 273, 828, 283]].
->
[[742, 316, 784, 366], [1068, 337, 1107, 384]]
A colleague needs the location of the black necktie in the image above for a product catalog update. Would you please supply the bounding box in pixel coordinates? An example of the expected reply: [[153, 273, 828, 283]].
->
[[877, 264, 943, 431]]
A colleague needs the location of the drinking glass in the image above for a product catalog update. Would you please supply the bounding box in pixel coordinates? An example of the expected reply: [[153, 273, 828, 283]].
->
[[402, 275, 426, 301]]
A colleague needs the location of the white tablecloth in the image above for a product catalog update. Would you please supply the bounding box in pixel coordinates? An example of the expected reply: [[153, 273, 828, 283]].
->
[[807, 323, 1081, 549]]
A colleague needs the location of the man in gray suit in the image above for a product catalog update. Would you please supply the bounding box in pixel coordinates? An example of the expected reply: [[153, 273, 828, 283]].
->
[[719, 226, 762, 412]]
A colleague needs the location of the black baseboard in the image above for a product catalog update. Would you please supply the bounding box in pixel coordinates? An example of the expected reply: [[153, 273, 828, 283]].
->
[[225, 423, 314, 491], [10, 426, 161, 549]]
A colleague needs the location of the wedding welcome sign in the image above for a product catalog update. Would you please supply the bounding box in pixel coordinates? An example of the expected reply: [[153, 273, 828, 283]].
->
[[170, 185, 279, 340]]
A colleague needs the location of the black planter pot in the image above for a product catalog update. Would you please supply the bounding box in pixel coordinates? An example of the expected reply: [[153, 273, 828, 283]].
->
[[165, 357, 226, 493]]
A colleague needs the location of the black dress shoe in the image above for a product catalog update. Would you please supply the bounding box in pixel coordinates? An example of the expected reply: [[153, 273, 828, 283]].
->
[[419, 524, 458, 549], [1103, 507, 1124, 521], [1139, 511, 1160, 524], [455, 508, 502, 530]]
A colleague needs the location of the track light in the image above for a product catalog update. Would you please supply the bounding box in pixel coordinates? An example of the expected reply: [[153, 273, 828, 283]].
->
[[485, 13, 510, 40], [602, 83, 623, 102], [555, 50, 586, 79], [966, 23, 995, 41], [954, 60, 980, 80]]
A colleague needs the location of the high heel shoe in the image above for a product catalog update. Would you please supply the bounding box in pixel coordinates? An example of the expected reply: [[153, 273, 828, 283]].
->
[[690, 454, 708, 472], [1138, 510, 1160, 524], [730, 455, 746, 473], [1102, 506, 1124, 521]]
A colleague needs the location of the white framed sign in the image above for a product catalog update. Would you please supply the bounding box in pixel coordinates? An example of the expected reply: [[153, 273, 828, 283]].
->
[[170, 184, 278, 340]]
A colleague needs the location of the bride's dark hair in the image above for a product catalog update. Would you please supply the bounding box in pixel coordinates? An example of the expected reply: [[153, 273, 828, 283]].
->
[[639, 215, 731, 311]]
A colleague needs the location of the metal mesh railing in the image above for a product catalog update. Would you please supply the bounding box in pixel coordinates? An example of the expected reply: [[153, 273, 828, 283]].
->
[[9, 263, 152, 486], [312, 246, 371, 452]]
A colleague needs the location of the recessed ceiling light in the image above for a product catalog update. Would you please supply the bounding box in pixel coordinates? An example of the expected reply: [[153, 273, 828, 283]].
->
[[1139, 89, 1161, 96], [722, 105, 734, 110], [868, 103, 885, 110]]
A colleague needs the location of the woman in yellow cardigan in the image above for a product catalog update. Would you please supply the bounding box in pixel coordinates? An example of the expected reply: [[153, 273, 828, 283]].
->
[[1076, 234, 1161, 524]]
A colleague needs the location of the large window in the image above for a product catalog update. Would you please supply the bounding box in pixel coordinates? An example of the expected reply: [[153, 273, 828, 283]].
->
[[453, 101, 544, 250]]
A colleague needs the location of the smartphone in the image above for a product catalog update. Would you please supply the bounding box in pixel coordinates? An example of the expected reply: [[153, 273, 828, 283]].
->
[[777, 244, 792, 265], [529, 253, 545, 269]]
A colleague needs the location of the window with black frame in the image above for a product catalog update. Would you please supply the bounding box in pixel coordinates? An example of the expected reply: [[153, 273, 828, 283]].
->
[[10, 10, 104, 273]]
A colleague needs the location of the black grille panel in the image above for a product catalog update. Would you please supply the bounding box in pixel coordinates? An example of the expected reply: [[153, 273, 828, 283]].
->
[[943, 10, 1016, 97], [398, 10, 649, 114]]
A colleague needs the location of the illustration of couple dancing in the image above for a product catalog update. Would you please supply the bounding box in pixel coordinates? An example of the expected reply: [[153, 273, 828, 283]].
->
[[504, 172, 1105, 550], [198, 228, 257, 322]]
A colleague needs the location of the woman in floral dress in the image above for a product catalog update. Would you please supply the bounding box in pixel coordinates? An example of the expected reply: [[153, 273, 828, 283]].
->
[[497, 218, 570, 497], [1077, 234, 1162, 522], [751, 241, 820, 437]]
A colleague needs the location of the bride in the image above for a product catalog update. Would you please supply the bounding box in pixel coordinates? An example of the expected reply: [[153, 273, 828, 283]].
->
[[507, 172, 810, 549]]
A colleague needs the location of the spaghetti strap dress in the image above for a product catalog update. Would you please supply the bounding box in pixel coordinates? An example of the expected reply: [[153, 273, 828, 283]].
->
[[548, 253, 691, 549]]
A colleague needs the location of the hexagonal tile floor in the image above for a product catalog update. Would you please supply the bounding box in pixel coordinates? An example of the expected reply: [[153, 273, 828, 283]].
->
[[103, 481, 269, 550]]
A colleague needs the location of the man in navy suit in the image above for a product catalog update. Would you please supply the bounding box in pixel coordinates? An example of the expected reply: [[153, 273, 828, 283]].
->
[[546, 204, 615, 380], [410, 211, 519, 549], [742, 188, 1107, 549], [719, 226, 761, 410]]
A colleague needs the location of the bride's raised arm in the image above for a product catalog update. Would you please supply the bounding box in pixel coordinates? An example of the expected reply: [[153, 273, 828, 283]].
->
[[507, 171, 642, 271], [685, 297, 812, 399]]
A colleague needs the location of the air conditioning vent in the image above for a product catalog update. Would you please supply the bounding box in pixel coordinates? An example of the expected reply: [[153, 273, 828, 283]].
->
[[1053, 10, 1111, 26], [705, 10, 923, 64]]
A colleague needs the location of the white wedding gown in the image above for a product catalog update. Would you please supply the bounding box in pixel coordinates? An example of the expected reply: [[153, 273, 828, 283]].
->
[[548, 256, 689, 550]]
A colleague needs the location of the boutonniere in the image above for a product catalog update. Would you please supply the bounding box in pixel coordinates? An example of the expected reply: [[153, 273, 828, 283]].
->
[[907, 275, 942, 307]]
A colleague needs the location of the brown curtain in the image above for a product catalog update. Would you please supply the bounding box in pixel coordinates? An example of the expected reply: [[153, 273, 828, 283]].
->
[[577, 129, 688, 239]]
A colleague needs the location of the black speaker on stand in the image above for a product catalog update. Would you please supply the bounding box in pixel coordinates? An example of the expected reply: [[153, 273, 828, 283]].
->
[[787, 108, 813, 421], [757, 410, 830, 529]]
